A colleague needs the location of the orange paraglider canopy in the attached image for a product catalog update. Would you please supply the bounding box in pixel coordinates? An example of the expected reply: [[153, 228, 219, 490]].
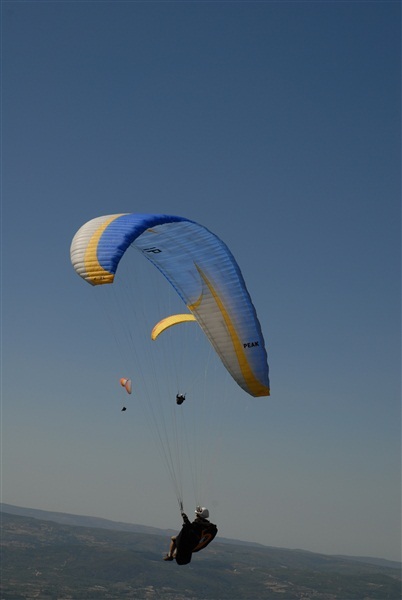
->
[[120, 378, 132, 394]]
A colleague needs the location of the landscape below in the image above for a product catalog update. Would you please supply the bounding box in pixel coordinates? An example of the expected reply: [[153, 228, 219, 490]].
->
[[1, 504, 400, 600]]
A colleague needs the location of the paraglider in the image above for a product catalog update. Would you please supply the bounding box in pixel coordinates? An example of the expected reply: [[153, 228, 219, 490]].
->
[[119, 379, 131, 412], [71, 213, 269, 551]]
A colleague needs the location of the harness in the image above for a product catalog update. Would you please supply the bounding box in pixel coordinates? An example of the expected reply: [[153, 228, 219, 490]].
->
[[192, 524, 218, 552]]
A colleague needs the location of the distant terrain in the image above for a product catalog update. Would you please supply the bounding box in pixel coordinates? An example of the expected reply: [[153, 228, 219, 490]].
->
[[1, 504, 401, 600]]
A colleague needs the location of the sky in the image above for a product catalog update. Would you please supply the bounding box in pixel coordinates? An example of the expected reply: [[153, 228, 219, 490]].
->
[[1, 1, 401, 563]]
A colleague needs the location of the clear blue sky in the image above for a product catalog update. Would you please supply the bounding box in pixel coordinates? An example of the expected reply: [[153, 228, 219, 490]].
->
[[2, 1, 400, 562]]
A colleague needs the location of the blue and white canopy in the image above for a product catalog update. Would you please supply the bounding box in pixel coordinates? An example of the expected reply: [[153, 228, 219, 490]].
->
[[70, 213, 270, 397]]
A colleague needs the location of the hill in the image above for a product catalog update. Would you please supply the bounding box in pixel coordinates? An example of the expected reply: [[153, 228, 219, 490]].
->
[[1, 506, 401, 599]]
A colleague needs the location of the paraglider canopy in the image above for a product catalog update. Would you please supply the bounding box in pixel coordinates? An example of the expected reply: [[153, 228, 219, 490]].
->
[[120, 378, 132, 394], [70, 213, 270, 398], [151, 314, 197, 340]]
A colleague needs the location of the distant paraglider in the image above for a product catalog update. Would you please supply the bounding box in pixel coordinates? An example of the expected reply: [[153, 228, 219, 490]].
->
[[120, 378, 131, 412], [151, 314, 197, 340]]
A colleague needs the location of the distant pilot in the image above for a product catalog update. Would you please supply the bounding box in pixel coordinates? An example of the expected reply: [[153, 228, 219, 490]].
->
[[176, 394, 185, 405]]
